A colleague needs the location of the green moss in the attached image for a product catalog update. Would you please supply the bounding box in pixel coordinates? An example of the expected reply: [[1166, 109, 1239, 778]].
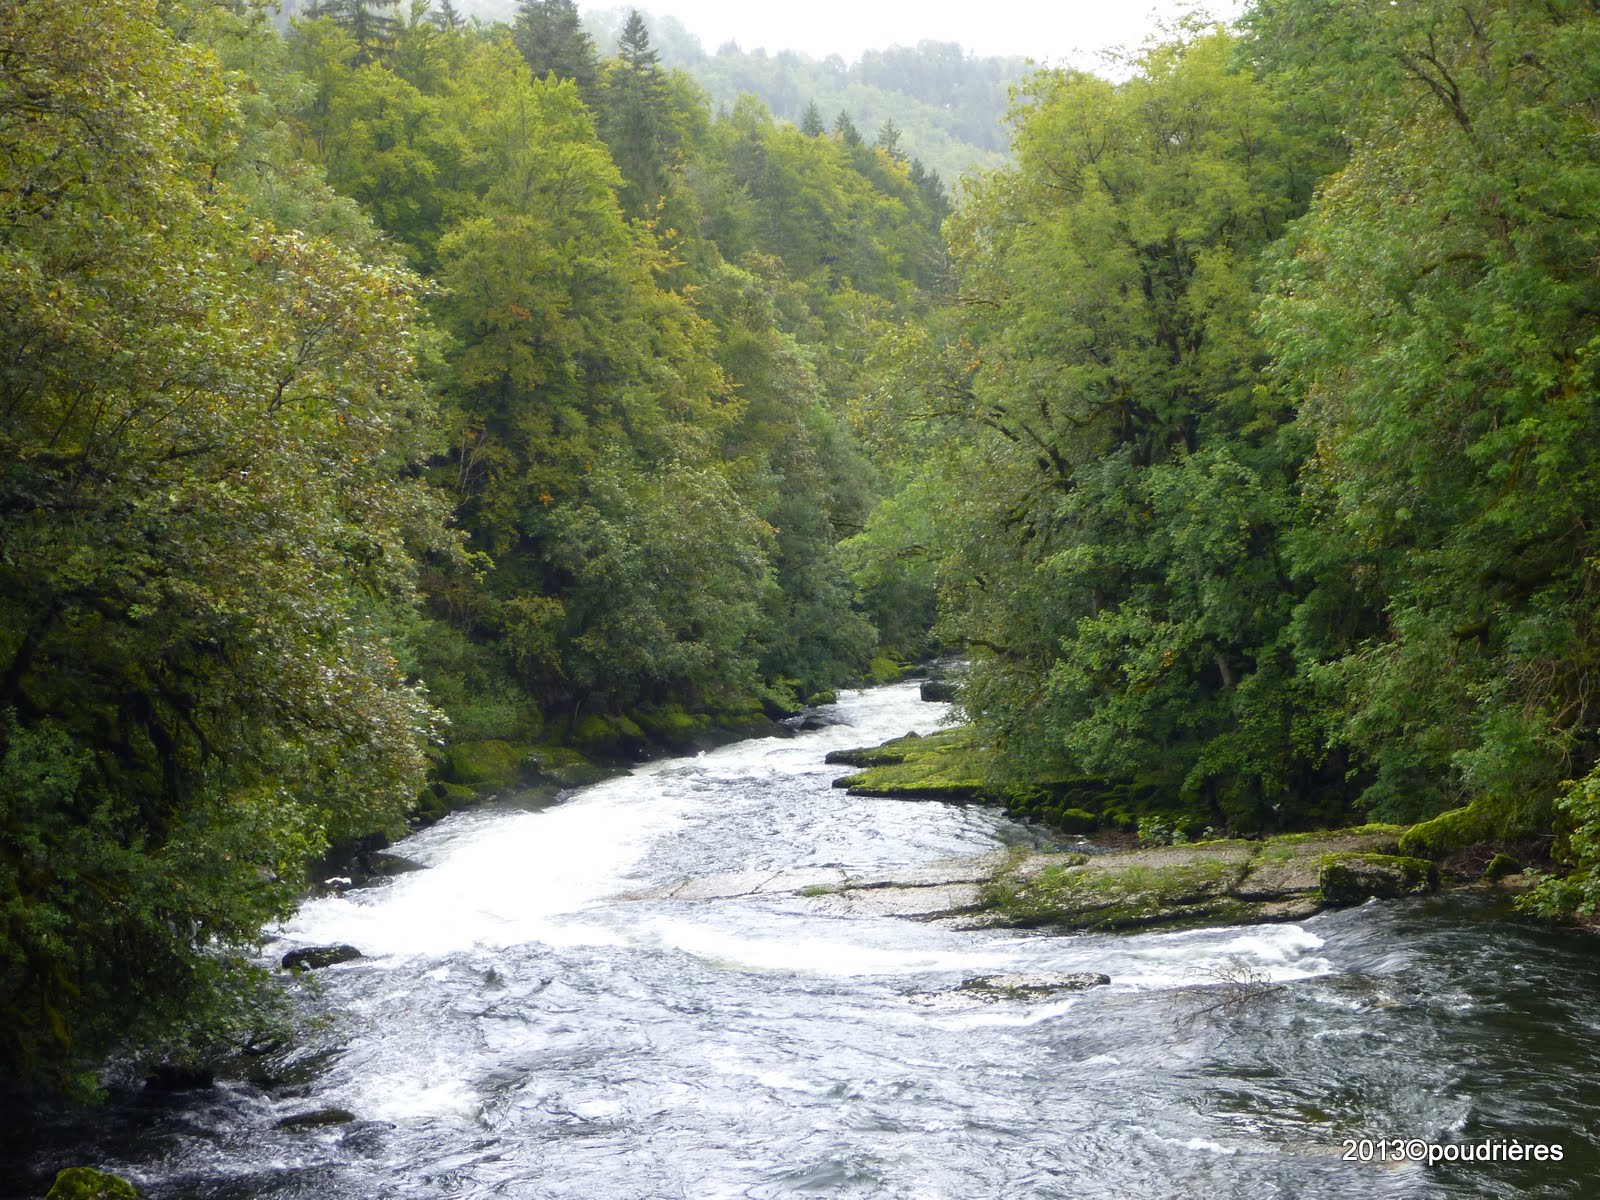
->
[[46, 1168, 142, 1200], [571, 713, 647, 759], [443, 740, 529, 789], [1484, 852, 1522, 881], [863, 655, 907, 684], [1397, 803, 1499, 859], [1048, 807, 1097, 834], [1318, 853, 1438, 906], [835, 727, 996, 801], [985, 854, 1245, 929], [634, 705, 710, 749], [805, 690, 838, 706]]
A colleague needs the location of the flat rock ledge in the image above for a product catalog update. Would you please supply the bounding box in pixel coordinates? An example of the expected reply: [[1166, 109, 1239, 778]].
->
[[624, 826, 1439, 933]]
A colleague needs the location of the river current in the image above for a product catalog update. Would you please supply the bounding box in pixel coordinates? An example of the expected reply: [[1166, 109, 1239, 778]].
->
[[12, 682, 1600, 1198]]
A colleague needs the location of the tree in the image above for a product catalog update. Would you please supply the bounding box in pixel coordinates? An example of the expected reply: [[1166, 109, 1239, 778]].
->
[[875, 118, 903, 159], [511, 0, 600, 96], [1258, 0, 1600, 834], [599, 10, 671, 216], [0, 0, 450, 1087], [304, 0, 400, 62], [891, 30, 1331, 831], [799, 100, 825, 136], [833, 108, 862, 146]]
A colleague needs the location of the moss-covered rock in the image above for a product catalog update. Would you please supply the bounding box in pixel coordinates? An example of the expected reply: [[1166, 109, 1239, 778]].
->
[[832, 727, 995, 802], [1318, 853, 1438, 906], [805, 690, 838, 706], [1397, 802, 1499, 859], [863, 655, 907, 684], [1048, 807, 1098, 834], [443, 739, 530, 790], [46, 1168, 142, 1200], [1484, 852, 1522, 881], [634, 705, 711, 751], [983, 843, 1255, 930], [571, 713, 647, 760]]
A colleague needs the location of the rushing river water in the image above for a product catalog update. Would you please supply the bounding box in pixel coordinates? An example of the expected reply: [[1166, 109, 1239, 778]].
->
[[11, 682, 1600, 1198]]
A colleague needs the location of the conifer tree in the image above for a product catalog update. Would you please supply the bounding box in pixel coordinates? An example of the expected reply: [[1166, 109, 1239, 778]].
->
[[511, 0, 599, 95], [874, 118, 903, 159], [305, 0, 399, 61], [800, 99, 825, 136], [600, 9, 670, 215]]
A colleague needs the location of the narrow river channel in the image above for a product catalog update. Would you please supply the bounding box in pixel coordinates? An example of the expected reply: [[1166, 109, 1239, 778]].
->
[[14, 682, 1600, 1198]]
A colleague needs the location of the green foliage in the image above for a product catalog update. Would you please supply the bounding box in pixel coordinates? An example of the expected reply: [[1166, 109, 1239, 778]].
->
[[1259, 0, 1600, 838], [0, 0, 450, 1087]]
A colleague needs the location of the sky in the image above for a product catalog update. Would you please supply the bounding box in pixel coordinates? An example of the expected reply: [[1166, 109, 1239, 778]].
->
[[594, 0, 1248, 65]]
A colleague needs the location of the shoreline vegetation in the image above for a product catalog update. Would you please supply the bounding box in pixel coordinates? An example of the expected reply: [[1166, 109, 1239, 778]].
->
[[6, 0, 1600, 1119]]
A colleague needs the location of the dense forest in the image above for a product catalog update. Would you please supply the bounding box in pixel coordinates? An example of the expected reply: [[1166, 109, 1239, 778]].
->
[[4, 0, 1600, 1103]]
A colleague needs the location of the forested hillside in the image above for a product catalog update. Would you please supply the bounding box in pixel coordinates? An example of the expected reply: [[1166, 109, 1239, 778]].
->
[[5, 0, 1600, 1102], [1, 0, 941, 1092], [852, 1, 1600, 891], [583, 7, 1024, 183]]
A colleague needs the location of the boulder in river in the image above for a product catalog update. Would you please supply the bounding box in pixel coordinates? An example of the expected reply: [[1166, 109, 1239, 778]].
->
[[919, 678, 958, 702], [958, 972, 1111, 998], [281, 944, 363, 971], [1318, 853, 1438, 907], [144, 1063, 215, 1091], [45, 1167, 142, 1199], [275, 1108, 357, 1131]]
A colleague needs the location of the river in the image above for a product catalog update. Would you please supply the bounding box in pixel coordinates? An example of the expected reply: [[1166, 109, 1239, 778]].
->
[[11, 681, 1600, 1198]]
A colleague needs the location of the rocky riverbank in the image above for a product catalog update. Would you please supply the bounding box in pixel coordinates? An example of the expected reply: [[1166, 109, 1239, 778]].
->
[[625, 825, 1447, 932]]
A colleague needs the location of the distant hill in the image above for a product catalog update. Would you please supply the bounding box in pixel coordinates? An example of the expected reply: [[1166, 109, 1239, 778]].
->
[[275, 2, 1025, 185], [584, 7, 1025, 184]]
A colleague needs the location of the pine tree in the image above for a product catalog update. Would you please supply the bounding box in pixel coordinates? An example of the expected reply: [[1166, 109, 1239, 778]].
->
[[833, 109, 862, 146], [600, 9, 669, 215], [617, 8, 659, 72], [305, 0, 400, 61], [874, 118, 903, 159], [511, 0, 599, 95], [433, 0, 463, 31], [800, 99, 825, 136]]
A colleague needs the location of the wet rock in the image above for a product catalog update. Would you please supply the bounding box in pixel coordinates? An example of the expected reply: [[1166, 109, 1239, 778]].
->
[[809, 882, 986, 920], [282, 944, 363, 971], [958, 972, 1111, 997], [45, 1167, 142, 1199], [623, 823, 1441, 936], [919, 678, 958, 702], [1318, 853, 1438, 907], [275, 1108, 357, 1131], [144, 1064, 214, 1092], [361, 850, 425, 877]]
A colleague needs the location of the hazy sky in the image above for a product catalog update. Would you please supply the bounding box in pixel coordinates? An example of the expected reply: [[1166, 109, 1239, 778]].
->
[[607, 0, 1246, 65]]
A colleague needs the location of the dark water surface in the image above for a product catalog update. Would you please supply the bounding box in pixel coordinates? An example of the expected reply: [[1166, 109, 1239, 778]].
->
[[10, 682, 1600, 1198]]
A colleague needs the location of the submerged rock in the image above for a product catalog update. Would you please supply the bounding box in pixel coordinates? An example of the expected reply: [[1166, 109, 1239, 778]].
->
[[282, 944, 363, 971], [45, 1167, 142, 1199], [144, 1064, 215, 1091], [275, 1107, 357, 1131], [958, 972, 1110, 997]]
